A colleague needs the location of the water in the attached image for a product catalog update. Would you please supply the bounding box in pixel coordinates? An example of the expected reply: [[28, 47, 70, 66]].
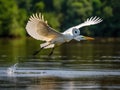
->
[[0, 38, 120, 90]]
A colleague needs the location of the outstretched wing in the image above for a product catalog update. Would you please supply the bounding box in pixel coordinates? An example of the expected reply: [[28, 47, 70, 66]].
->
[[74, 16, 103, 29], [26, 13, 62, 41]]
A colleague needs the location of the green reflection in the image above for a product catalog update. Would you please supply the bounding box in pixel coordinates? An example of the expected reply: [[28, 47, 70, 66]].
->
[[0, 38, 26, 65], [0, 38, 120, 68]]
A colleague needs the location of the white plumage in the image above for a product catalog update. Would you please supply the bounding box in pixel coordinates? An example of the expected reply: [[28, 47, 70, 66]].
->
[[26, 13, 102, 51]]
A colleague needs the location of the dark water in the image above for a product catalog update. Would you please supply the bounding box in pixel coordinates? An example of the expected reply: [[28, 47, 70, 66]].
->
[[0, 38, 120, 90]]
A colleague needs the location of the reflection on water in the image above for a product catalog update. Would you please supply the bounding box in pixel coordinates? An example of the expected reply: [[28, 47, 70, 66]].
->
[[0, 38, 120, 90]]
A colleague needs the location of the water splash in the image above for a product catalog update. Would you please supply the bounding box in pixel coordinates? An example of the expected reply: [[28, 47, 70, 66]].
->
[[7, 63, 18, 76], [6, 63, 120, 78]]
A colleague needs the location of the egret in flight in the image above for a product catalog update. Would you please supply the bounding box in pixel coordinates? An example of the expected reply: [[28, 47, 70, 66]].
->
[[26, 13, 102, 56]]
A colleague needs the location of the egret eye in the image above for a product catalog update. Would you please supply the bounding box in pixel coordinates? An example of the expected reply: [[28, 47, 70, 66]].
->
[[72, 28, 80, 36], [75, 31, 78, 34]]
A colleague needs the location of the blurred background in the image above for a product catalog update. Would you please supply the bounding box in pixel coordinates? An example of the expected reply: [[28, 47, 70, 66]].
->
[[0, 0, 120, 38], [0, 1, 120, 90]]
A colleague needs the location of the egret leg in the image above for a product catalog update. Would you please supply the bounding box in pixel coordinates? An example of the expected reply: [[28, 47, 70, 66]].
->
[[33, 47, 44, 56], [33, 44, 51, 56], [48, 47, 55, 56]]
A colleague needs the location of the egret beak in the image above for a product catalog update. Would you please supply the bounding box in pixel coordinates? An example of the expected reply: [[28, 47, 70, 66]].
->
[[84, 36, 95, 40]]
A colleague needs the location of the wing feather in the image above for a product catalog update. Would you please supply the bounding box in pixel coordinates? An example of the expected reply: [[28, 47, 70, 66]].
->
[[75, 16, 103, 29], [26, 13, 62, 41]]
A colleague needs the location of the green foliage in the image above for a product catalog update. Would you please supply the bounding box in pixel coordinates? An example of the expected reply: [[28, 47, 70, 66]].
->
[[53, 0, 64, 11], [64, 0, 93, 29], [44, 12, 60, 29], [103, 6, 113, 17], [0, 0, 26, 37], [35, 1, 45, 12], [0, 0, 119, 37]]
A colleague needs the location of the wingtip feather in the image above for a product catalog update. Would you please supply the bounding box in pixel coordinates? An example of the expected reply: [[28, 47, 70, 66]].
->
[[28, 13, 48, 24]]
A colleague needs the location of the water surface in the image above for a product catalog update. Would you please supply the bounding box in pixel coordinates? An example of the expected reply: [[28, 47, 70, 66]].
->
[[0, 38, 120, 90]]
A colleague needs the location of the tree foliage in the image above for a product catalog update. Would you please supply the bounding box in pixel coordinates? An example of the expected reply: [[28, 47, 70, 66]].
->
[[0, 0, 119, 37], [0, 0, 26, 37]]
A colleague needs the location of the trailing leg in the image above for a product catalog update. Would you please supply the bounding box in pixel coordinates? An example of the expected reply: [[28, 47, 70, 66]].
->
[[48, 47, 55, 56], [33, 43, 51, 56], [33, 47, 44, 56]]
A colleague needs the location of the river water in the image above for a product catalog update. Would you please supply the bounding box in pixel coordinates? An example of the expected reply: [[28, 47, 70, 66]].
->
[[0, 38, 120, 90]]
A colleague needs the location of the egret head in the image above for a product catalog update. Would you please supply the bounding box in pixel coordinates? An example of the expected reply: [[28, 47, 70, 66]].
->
[[72, 28, 80, 37], [62, 27, 94, 42], [62, 27, 80, 41]]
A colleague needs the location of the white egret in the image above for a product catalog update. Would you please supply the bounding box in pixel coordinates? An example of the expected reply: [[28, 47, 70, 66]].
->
[[26, 13, 102, 56]]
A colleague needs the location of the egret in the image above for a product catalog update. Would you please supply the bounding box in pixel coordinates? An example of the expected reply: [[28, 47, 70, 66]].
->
[[26, 13, 102, 56]]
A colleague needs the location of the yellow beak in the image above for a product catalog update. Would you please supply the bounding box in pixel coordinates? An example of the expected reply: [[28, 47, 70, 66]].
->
[[84, 36, 95, 40]]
